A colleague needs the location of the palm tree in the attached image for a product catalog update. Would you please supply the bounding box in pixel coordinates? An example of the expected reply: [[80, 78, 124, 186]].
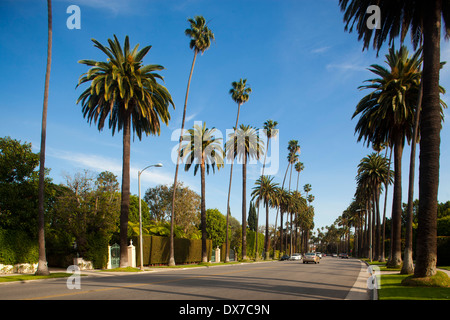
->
[[169, 15, 214, 266], [225, 79, 252, 262], [251, 176, 279, 259], [352, 46, 422, 268], [356, 153, 391, 261], [252, 119, 278, 259], [339, 0, 450, 278], [295, 161, 305, 192], [226, 124, 263, 260], [180, 122, 224, 262], [36, 0, 52, 276], [76, 35, 174, 267], [276, 187, 291, 254]]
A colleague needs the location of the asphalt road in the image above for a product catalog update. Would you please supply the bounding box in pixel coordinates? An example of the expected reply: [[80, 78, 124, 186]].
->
[[0, 257, 366, 301]]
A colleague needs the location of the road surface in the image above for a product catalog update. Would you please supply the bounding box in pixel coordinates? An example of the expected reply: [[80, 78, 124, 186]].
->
[[0, 256, 368, 301]]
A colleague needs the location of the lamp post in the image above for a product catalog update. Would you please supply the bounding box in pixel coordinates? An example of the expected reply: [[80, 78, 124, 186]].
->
[[138, 163, 163, 270]]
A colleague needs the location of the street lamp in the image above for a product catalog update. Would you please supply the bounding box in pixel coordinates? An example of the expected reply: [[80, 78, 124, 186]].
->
[[138, 163, 163, 270]]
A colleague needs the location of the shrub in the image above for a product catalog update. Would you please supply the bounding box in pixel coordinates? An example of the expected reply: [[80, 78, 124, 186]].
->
[[0, 229, 39, 265]]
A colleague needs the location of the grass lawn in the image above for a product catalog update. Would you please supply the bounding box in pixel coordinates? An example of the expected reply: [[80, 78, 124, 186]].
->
[[0, 272, 72, 283], [379, 272, 450, 300]]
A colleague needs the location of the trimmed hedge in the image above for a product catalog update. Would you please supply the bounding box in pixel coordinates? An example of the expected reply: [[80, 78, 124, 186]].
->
[[437, 236, 450, 266], [135, 235, 212, 265], [0, 229, 39, 265]]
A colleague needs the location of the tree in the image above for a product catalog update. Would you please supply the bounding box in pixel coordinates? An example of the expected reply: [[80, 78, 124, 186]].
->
[[36, 0, 53, 276], [339, 0, 450, 278], [247, 201, 257, 232], [170, 16, 214, 266], [225, 78, 252, 262], [252, 175, 279, 259], [76, 35, 174, 267], [206, 209, 227, 248], [226, 124, 264, 260], [180, 122, 224, 262], [144, 183, 200, 236]]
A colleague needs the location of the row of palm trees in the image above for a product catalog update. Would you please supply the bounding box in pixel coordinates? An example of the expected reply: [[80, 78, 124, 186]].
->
[[347, 43, 446, 276], [33, 4, 312, 271], [339, 0, 450, 279]]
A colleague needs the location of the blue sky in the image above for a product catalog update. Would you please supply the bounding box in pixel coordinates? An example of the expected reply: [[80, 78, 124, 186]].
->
[[1, 0, 449, 233]]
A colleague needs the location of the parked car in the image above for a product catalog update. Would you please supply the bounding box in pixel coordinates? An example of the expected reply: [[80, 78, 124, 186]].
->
[[316, 252, 323, 259], [280, 254, 290, 261], [289, 253, 302, 261], [303, 252, 320, 264], [332, 253, 337, 257], [339, 253, 349, 259]]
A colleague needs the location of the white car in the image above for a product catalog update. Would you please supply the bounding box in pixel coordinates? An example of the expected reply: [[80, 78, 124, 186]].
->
[[289, 253, 302, 261], [303, 252, 320, 264]]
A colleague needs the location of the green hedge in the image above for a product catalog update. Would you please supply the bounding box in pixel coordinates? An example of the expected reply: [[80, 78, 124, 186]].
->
[[0, 229, 39, 265], [135, 235, 212, 265], [437, 236, 450, 266]]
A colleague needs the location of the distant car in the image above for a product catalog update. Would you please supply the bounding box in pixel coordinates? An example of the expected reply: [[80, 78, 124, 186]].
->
[[289, 253, 302, 261], [316, 252, 323, 259], [280, 254, 290, 261], [303, 252, 320, 264], [339, 253, 349, 259], [332, 253, 338, 257]]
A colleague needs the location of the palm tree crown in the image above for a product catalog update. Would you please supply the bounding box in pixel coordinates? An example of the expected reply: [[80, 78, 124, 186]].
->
[[185, 16, 215, 54], [230, 79, 252, 105], [77, 35, 174, 138]]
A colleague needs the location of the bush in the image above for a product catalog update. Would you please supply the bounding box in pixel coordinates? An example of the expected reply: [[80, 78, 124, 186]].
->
[[0, 229, 39, 265], [135, 235, 212, 265]]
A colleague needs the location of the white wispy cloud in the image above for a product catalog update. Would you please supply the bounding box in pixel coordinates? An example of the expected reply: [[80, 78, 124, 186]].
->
[[311, 46, 331, 54]]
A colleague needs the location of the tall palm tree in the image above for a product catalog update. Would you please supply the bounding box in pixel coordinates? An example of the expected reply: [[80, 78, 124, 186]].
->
[[36, 0, 52, 276], [76, 35, 174, 267], [339, 0, 450, 278], [251, 175, 279, 259], [352, 46, 422, 268], [295, 161, 305, 192], [169, 15, 214, 266], [277, 187, 291, 254], [180, 122, 224, 262], [225, 79, 251, 262], [226, 124, 264, 260]]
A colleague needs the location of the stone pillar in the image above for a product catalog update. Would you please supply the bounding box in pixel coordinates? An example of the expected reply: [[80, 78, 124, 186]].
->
[[107, 245, 112, 269], [128, 240, 136, 268], [215, 247, 221, 263]]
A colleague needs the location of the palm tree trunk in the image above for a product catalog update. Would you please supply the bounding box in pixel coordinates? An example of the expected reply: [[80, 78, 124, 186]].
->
[[265, 201, 269, 258], [380, 147, 393, 262], [225, 102, 242, 262], [387, 134, 403, 268], [200, 159, 207, 263], [415, 0, 441, 278], [36, 0, 52, 276], [242, 153, 248, 261], [119, 113, 131, 268], [169, 50, 198, 266], [274, 163, 290, 254], [402, 80, 423, 275]]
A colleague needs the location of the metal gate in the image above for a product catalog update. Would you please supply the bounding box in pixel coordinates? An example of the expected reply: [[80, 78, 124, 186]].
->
[[110, 243, 120, 268]]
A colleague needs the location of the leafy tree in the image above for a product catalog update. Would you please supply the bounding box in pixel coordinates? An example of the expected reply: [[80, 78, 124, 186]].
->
[[76, 35, 174, 267], [0, 137, 51, 237], [144, 183, 200, 237], [206, 208, 227, 248]]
